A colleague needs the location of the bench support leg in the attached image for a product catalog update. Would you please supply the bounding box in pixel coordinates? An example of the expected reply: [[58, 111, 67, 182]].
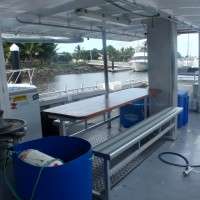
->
[[104, 159, 111, 200], [164, 117, 177, 140]]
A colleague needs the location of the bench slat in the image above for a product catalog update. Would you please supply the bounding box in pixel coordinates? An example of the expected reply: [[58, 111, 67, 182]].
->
[[93, 107, 182, 159], [94, 107, 173, 152]]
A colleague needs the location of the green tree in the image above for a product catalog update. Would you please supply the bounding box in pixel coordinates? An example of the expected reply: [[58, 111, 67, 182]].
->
[[54, 52, 72, 63], [73, 45, 93, 61], [38, 43, 57, 63], [21, 43, 43, 62], [90, 48, 100, 60], [3, 42, 57, 65], [3, 42, 12, 63], [120, 47, 135, 61], [106, 45, 120, 62], [73, 45, 81, 62]]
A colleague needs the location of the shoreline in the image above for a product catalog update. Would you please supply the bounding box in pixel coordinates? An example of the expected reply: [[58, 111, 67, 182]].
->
[[33, 64, 104, 80], [32, 64, 104, 91]]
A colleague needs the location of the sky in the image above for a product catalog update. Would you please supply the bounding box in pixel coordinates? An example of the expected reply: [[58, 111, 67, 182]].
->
[[57, 33, 199, 57]]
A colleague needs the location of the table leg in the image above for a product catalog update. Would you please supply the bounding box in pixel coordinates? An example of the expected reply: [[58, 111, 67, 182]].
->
[[144, 97, 148, 119], [84, 120, 88, 129], [118, 108, 122, 131], [103, 113, 106, 122], [59, 120, 66, 136], [107, 112, 111, 129]]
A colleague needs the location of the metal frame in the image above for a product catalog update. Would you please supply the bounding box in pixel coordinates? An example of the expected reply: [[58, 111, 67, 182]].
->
[[93, 107, 182, 200], [46, 94, 148, 136], [198, 32, 200, 112], [48, 111, 120, 136], [6, 68, 35, 84]]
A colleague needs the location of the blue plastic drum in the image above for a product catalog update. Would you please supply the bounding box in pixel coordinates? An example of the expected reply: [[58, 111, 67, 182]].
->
[[120, 99, 145, 128], [13, 136, 92, 200], [178, 91, 189, 128]]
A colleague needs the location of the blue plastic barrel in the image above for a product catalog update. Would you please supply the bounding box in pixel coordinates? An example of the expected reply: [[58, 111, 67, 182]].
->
[[120, 99, 145, 128], [13, 136, 92, 200], [178, 91, 189, 128]]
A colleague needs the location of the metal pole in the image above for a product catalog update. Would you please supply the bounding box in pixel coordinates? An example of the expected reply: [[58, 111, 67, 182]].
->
[[101, 28, 111, 128], [102, 28, 109, 94], [198, 32, 200, 112]]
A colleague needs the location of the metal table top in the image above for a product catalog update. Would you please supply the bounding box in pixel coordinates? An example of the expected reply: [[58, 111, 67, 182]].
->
[[43, 88, 148, 120]]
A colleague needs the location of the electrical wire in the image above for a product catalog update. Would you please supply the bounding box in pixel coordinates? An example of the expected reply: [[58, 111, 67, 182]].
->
[[158, 152, 200, 176]]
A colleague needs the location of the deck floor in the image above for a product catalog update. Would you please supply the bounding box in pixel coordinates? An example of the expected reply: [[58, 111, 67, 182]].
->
[[111, 112, 200, 200], [1, 112, 200, 200]]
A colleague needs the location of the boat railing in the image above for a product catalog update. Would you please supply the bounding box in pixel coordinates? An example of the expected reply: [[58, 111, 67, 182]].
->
[[178, 71, 199, 83], [39, 84, 102, 99], [39, 80, 147, 101], [6, 68, 35, 84]]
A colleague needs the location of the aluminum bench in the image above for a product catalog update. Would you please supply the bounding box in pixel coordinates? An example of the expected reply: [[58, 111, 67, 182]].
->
[[93, 107, 182, 200]]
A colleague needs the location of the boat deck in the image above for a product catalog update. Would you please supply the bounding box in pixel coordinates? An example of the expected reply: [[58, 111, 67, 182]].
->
[[1, 111, 200, 200], [111, 112, 200, 200]]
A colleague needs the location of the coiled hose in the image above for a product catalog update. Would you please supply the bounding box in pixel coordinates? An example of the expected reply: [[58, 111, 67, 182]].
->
[[158, 152, 200, 176]]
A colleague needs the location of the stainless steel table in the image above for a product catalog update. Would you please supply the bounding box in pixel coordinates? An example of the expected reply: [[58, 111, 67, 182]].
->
[[43, 88, 148, 136]]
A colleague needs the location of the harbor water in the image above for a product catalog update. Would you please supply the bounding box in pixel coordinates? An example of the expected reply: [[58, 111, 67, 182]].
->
[[38, 71, 148, 92]]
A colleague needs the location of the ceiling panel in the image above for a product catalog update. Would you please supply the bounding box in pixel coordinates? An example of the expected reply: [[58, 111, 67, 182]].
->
[[0, 0, 199, 41]]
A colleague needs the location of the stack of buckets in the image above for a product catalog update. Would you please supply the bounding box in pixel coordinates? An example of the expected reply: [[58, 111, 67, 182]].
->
[[177, 90, 189, 128]]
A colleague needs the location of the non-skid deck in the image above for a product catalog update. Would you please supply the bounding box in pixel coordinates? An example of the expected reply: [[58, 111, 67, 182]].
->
[[111, 112, 200, 200], [1, 112, 200, 200]]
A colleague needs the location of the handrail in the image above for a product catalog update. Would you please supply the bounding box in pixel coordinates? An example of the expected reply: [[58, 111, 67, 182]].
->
[[39, 80, 147, 100], [6, 68, 35, 84]]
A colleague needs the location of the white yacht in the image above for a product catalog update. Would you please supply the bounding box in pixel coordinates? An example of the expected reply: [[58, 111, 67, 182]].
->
[[129, 50, 148, 72]]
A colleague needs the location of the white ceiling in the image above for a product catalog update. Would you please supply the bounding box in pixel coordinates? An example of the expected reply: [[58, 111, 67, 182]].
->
[[0, 0, 200, 41]]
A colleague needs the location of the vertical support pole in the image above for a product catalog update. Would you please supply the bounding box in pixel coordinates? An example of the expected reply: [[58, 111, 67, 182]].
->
[[147, 18, 177, 114], [104, 159, 111, 200], [101, 28, 111, 128], [102, 29, 109, 95], [198, 33, 200, 112], [0, 34, 10, 117]]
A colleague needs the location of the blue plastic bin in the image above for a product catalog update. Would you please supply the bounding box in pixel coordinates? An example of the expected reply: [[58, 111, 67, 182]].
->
[[13, 136, 92, 200], [120, 99, 145, 128], [178, 91, 189, 128]]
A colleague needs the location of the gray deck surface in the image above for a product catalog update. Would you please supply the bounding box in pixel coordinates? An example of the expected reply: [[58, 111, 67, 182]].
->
[[111, 112, 200, 200], [1, 112, 200, 200]]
